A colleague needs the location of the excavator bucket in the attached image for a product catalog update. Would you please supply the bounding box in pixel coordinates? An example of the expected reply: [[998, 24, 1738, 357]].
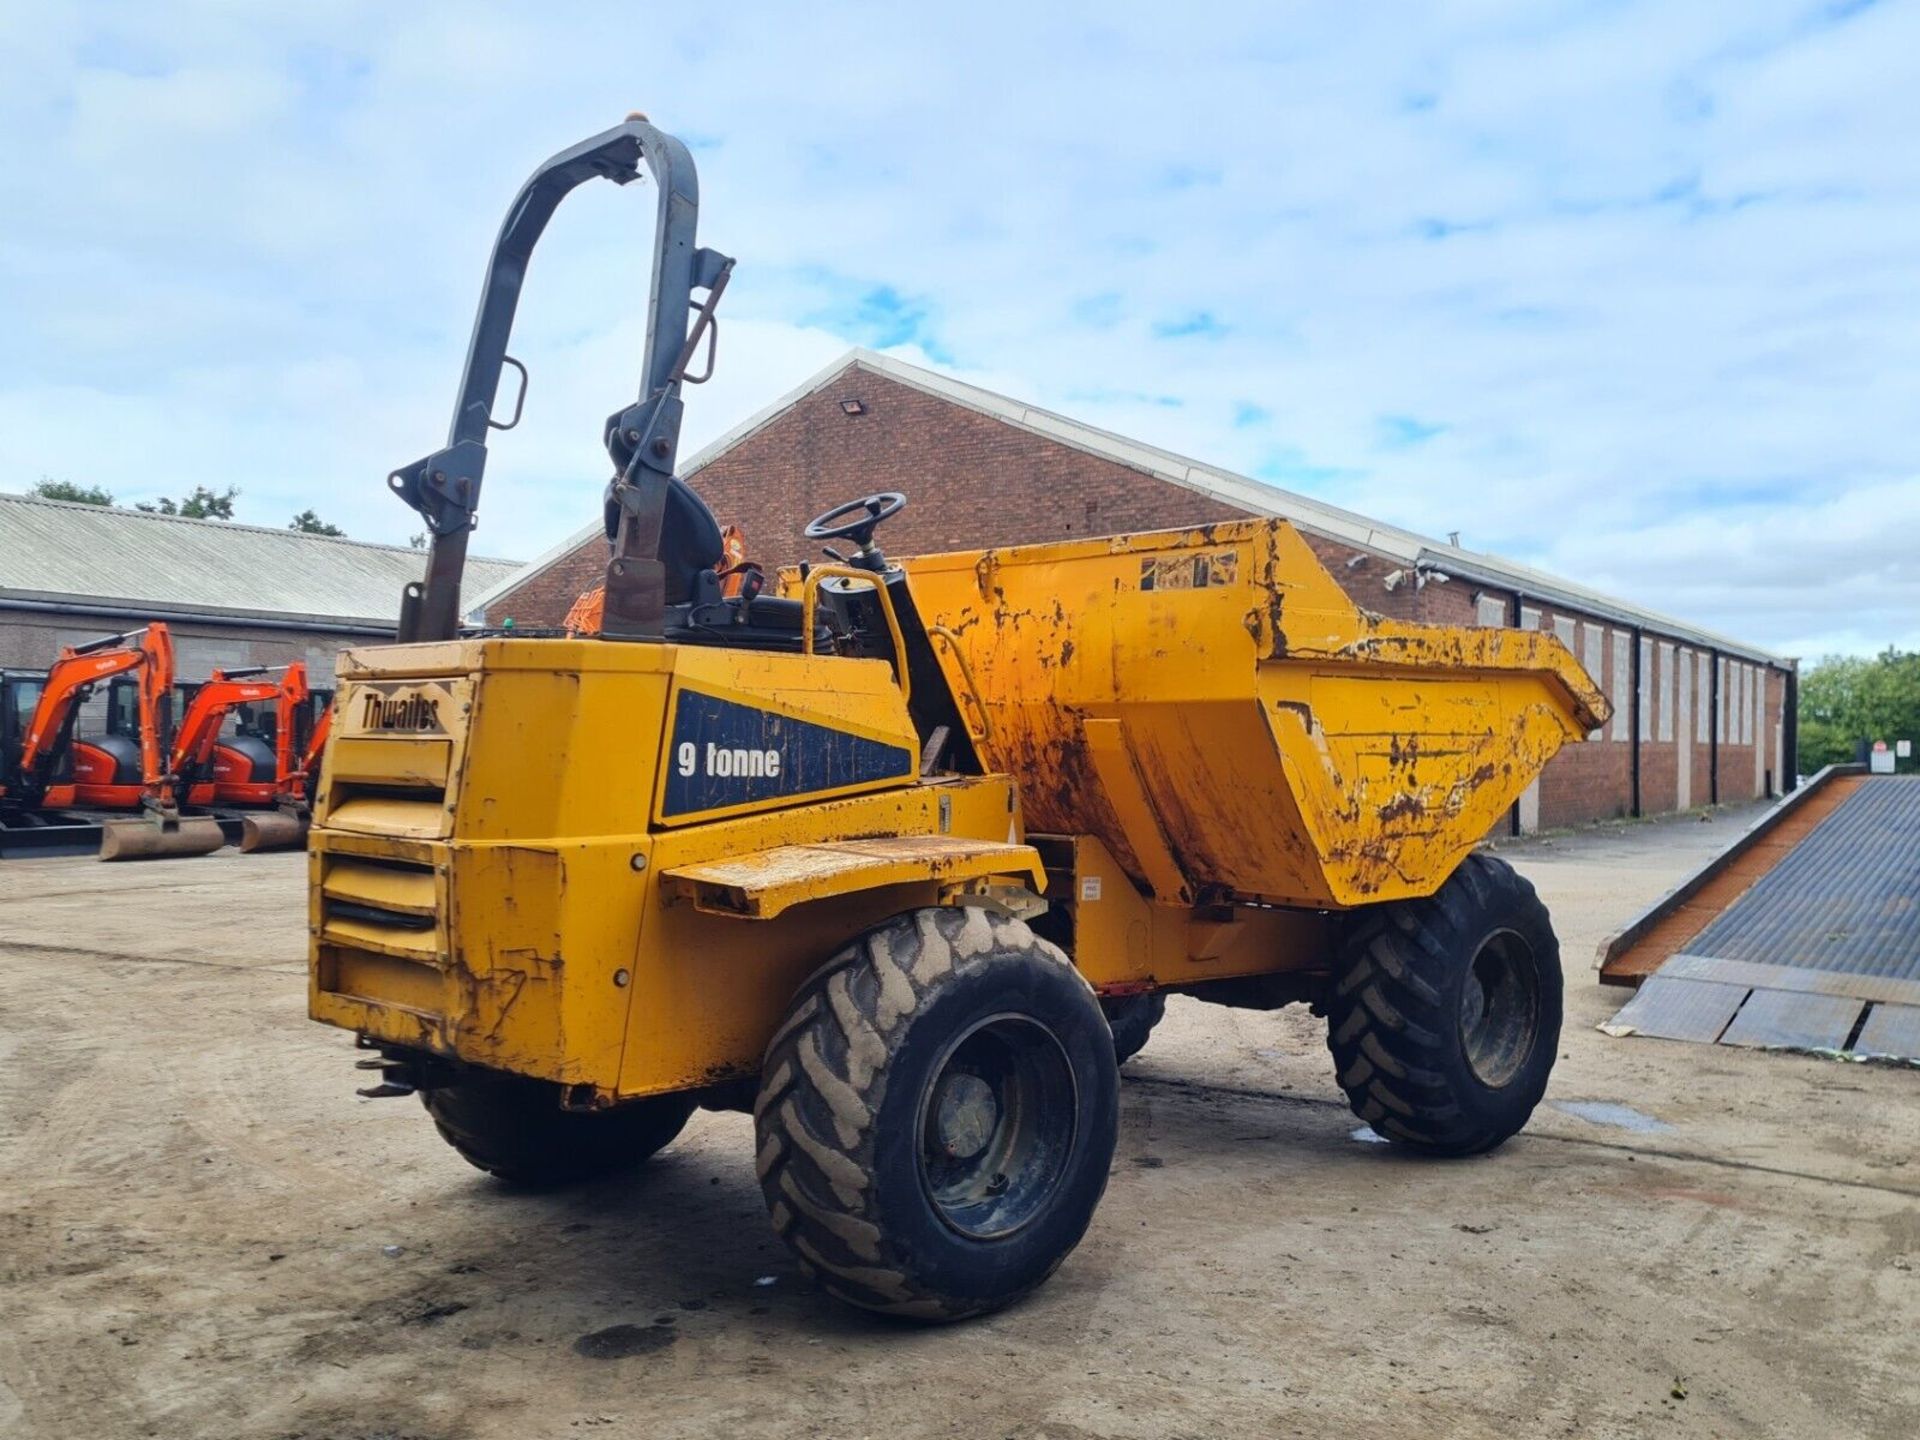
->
[[98, 814, 226, 862], [237, 809, 308, 853]]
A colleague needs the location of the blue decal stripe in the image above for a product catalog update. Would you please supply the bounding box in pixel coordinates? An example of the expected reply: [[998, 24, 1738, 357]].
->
[[662, 690, 914, 816]]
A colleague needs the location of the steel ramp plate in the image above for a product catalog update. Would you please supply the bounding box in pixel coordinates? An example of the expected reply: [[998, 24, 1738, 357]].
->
[[1602, 778, 1920, 1061], [1688, 777, 1920, 982], [1854, 1003, 1920, 1061], [1659, 953, 1920, 1007], [1597, 771, 1865, 987], [1718, 989, 1864, 1052], [1604, 977, 1749, 1043]]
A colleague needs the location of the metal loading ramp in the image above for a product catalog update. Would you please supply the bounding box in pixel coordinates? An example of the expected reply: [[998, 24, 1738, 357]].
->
[[1600, 769, 1920, 1060]]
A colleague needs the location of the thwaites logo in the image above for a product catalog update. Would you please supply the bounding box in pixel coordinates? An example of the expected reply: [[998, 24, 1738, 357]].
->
[[356, 683, 451, 734], [661, 689, 914, 818]]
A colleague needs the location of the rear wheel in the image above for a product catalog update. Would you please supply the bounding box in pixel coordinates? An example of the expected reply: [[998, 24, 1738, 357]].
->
[[1325, 853, 1561, 1156], [422, 1070, 695, 1187], [754, 906, 1119, 1321], [1101, 993, 1166, 1065]]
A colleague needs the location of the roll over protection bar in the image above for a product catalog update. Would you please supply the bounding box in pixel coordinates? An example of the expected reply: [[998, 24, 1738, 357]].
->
[[390, 118, 733, 642]]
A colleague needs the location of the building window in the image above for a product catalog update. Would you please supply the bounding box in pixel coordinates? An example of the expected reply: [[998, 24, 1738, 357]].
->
[[1658, 642, 1675, 742], [1716, 659, 1727, 743], [1519, 605, 1541, 631], [1639, 637, 1654, 742], [1696, 652, 1711, 743], [1475, 593, 1506, 628], [1678, 646, 1692, 743], [1582, 624, 1605, 741], [1611, 631, 1631, 741]]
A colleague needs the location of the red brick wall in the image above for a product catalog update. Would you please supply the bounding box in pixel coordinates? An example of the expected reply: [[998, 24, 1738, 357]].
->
[[483, 360, 1793, 827], [486, 365, 1476, 629], [485, 542, 607, 632]]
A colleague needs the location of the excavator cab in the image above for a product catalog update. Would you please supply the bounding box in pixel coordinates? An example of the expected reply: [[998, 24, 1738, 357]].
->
[[292, 686, 335, 800], [96, 675, 170, 799], [217, 723, 280, 795], [0, 670, 50, 795], [221, 692, 286, 800]]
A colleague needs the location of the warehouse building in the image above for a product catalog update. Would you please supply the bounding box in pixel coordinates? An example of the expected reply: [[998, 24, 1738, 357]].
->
[[476, 350, 1796, 833], [0, 491, 521, 682]]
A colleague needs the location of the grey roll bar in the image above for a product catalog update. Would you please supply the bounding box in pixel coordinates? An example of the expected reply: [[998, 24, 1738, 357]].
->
[[390, 118, 733, 642]]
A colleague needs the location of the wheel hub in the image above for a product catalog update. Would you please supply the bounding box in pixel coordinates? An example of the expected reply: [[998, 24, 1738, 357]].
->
[[933, 1073, 998, 1159], [1459, 928, 1540, 1089], [917, 1014, 1079, 1240]]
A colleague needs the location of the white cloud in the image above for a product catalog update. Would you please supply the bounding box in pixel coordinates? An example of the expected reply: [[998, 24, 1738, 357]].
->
[[1, 0, 1915, 655]]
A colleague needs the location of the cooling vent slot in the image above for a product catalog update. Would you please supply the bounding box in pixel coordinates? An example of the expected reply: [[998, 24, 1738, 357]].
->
[[320, 736, 453, 839]]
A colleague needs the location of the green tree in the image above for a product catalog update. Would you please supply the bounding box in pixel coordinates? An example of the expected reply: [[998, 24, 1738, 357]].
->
[[137, 485, 239, 519], [29, 477, 115, 506], [289, 509, 345, 536], [1797, 649, 1920, 773]]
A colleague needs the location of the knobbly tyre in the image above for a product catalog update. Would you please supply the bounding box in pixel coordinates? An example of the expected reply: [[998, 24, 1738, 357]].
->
[[308, 118, 1610, 1322]]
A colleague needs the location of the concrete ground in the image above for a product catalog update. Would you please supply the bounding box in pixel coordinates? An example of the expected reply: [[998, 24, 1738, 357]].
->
[[1, 805, 1915, 1440]]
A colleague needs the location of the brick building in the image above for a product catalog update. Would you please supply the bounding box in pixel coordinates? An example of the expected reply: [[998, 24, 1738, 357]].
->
[[0, 491, 520, 686], [475, 350, 1796, 832]]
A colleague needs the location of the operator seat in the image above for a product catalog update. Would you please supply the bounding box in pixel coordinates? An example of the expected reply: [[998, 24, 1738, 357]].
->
[[643, 477, 814, 646], [656, 474, 725, 605]]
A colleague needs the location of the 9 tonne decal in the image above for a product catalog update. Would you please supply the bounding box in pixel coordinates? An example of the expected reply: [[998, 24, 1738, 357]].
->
[[662, 690, 916, 818]]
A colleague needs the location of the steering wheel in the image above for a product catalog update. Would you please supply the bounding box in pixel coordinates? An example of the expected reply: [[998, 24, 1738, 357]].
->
[[804, 492, 907, 549]]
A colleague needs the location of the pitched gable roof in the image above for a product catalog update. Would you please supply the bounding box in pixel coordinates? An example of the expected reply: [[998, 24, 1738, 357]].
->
[[0, 492, 522, 631]]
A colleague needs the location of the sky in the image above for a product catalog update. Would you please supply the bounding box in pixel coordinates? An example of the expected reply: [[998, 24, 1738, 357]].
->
[[3, 1, 1917, 659]]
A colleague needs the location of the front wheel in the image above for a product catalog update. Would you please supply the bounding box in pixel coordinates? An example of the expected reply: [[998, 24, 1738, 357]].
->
[[421, 1070, 695, 1187], [754, 906, 1119, 1321], [1101, 993, 1166, 1065], [1325, 853, 1561, 1156]]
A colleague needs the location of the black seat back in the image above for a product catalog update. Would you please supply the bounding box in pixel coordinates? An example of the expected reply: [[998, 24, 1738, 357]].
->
[[605, 476, 725, 606], [662, 476, 724, 603]]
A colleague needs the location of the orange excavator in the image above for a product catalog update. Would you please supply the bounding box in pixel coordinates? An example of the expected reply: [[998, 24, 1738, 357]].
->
[[171, 669, 287, 807], [2, 624, 173, 814], [123, 661, 332, 852], [0, 623, 225, 859], [198, 661, 333, 851]]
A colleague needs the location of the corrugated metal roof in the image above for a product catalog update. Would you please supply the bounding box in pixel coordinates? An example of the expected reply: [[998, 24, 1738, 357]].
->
[[0, 493, 522, 630], [470, 349, 1789, 667]]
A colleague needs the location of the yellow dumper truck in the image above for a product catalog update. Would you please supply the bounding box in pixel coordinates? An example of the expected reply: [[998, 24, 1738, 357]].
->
[[310, 120, 1609, 1320]]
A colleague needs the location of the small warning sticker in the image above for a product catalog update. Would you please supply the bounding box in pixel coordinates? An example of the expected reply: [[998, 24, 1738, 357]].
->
[[1139, 549, 1238, 592], [1080, 875, 1103, 902]]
